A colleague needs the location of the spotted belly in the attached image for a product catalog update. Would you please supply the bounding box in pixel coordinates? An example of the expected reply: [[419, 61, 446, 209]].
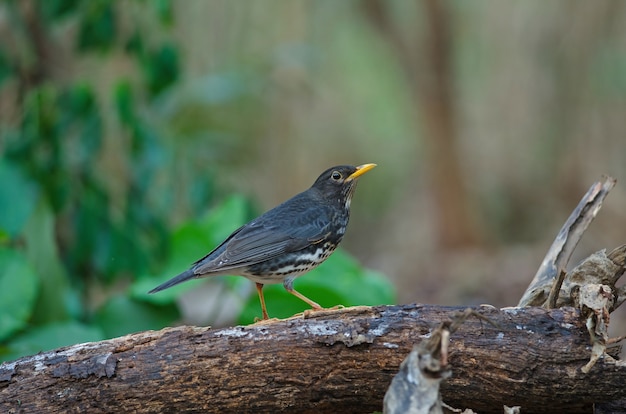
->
[[242, 242, 337, 285]]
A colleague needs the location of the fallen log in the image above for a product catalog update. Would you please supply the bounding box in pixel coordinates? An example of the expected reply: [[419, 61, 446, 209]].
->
[[1, 304, 624, 413]]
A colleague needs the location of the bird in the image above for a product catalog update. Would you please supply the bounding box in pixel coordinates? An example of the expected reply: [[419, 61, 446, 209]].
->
[[149, 163, 377, 320]]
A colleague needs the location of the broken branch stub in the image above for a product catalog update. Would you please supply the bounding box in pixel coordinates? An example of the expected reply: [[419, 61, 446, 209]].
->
[[518, 176, 616, 307]]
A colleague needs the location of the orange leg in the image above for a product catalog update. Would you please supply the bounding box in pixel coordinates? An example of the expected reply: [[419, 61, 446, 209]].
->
[[285, 286, 323, 311], [255, 283, 270, 320]]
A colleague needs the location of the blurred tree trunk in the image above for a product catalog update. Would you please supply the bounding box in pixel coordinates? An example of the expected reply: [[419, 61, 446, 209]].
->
[[362, 0, 481, 248]]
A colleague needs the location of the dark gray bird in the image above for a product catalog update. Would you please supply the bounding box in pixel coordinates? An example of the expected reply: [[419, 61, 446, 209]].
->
[[149, 163, 376, 320]]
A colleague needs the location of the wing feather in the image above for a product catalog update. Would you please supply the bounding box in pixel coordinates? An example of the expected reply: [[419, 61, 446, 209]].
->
[[191, 203, 332, 275]]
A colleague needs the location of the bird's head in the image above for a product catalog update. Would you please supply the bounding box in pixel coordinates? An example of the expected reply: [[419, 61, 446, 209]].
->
[[311, 163, 377, 208]]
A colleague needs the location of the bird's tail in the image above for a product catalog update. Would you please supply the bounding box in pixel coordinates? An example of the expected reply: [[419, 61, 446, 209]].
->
[[148, 269, 196, 293]]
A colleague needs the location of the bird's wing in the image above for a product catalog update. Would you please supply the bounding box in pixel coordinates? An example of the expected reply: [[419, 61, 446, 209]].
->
[[191, 205, 332, 274]]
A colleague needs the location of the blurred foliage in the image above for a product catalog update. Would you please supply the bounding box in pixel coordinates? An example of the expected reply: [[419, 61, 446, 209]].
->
[[0, 0, 395, 363], [0, 248, 39, 342]]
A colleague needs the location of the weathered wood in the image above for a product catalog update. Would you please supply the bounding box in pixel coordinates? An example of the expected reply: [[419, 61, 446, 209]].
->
[[383, 309, 480, 414], [1, 304, 624, 413], [519, 176, 616, 307]]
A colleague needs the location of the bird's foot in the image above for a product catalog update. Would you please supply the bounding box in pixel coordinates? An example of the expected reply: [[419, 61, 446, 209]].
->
[[252, 316, 281, 325], [300, 304, 345, 319]]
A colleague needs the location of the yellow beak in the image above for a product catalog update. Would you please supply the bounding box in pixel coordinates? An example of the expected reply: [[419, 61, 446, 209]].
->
[[347, 163, 377, 180]]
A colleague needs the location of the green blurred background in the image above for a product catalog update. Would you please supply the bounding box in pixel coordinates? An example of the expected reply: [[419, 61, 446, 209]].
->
[[1, 0, 625, 363]]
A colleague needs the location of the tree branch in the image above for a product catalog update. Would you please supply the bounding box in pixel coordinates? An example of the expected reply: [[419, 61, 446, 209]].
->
[[519, 176, 616, 307], [1, 305, 624, 413]]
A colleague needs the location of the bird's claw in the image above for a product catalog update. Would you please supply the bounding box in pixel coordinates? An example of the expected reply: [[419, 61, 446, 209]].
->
[[301, 305, 345, 319], [252, 316, 281, 325]]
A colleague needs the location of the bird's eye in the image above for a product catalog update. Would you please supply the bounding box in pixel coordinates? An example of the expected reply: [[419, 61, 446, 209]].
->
[[331, 171, 342, 181]]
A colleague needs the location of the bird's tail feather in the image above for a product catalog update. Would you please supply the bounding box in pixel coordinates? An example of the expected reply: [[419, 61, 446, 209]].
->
[[148, 269, 196, 293]]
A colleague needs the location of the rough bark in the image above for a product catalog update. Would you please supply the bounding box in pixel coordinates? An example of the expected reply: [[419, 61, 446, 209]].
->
[[1, 304, 624, 414]]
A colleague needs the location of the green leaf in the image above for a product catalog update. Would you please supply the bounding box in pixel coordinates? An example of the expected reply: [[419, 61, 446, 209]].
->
[[64, 82, 96, 117], [153, 0, 174, 25], [23, 201, 71, 323], [0, 49, 13, 86], [77, 1, 116, 52], [114, 80, 136, 126], [0, 161, 39, 238], [0, 248, 40, 341], [58, 84, 103, 165], [125, 30, 144, 56], [71, 185, 111, 277], [40, 0, 80, 21], [143, 43, 179, 96], [193, 194, 251, 249], [94, 295, 179, 338], [1, 321, 104, 363], [133, 195, 250, 304], [358, 269, 396, 305]]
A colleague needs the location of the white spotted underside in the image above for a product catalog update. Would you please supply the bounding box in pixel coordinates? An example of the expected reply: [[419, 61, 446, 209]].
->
[[242, 242, 335, 285]]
